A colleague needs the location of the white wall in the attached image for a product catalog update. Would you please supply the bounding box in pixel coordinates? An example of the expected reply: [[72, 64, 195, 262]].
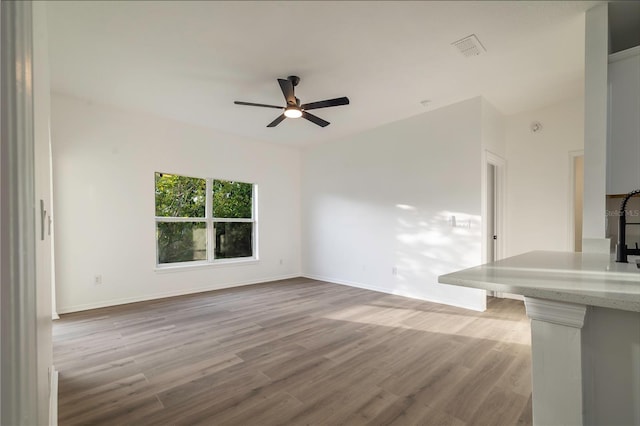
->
[[302, 98, 487, 311], [481, 98, 506, 158], [51, 94, 301, 313], [505, 97, 584, 257], [583, 4, 608, 239], [33, 2, 54, 423], [51, 91, 586, 315]]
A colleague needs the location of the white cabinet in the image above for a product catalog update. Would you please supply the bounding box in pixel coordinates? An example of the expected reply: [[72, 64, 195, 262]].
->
[[607, 46, 640, 195]]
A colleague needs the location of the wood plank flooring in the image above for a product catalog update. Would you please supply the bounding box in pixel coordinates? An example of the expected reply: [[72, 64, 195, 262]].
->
[[54, 278, 532, 425]]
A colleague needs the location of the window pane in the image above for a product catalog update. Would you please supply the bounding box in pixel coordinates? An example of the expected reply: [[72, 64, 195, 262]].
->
[[215, 222, 253, 259], [157, 222, 207, 264], [212, 180, 252, 219], [155, 172, 206, 217]]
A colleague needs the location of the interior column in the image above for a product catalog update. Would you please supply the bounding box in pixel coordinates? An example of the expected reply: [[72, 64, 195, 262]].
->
[[524, 297, 587, 426]]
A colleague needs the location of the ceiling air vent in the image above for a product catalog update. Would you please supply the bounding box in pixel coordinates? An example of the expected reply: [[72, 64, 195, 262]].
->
[[452, 34, 486, 57]]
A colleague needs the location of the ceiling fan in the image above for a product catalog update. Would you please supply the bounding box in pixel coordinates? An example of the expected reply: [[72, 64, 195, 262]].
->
[[234, 76, 349, 128]]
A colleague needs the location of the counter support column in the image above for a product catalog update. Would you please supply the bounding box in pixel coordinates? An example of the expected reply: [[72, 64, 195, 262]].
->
[[524, 297, 587, 426]]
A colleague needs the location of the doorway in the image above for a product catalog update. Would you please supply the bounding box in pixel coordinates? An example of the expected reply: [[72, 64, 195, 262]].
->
[[570, 152, 584, 252], [483, 151, 516, 299], [487, 163, 497, 263], [482, 151, 505, 264]]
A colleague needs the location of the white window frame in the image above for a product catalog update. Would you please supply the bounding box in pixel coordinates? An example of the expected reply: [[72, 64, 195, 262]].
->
[[154, 174, 258, 269]]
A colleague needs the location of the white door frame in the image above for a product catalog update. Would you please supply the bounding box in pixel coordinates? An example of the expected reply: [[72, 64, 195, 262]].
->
[[568, 150, 585, 252], [481, 150, 506, 264], [482, 150, 516, 299], [1, 1, 40, 424]]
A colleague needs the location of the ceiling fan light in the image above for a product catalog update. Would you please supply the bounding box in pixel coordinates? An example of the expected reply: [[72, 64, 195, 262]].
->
[[284, 107, 302, 118]]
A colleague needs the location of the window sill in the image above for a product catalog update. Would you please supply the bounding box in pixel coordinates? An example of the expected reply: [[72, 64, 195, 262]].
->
[[154, 258, 259, 273]]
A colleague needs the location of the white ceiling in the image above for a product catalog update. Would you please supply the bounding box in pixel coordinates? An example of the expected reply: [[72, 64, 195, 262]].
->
[[47, 1, 600, 147]]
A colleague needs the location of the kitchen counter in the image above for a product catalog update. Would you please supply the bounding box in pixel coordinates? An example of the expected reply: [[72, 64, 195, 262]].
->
[[438, 250, 640, 312], [438, 250, 640, 426]]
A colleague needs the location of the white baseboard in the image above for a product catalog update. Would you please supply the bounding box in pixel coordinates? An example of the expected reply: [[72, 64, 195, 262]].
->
[[303, 274, 485, 312], [49, 366, 58, 426], [57, 273, 301, 314], [496, 292, 525, 301], [58, 273, 487, 314]]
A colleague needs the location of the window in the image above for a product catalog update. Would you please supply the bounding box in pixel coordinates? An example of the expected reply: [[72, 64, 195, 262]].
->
[[155, 172, 256, 266]]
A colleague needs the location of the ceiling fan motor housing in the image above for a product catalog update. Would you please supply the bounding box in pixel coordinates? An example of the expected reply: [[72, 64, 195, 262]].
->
[[288, 75, 300, 87]]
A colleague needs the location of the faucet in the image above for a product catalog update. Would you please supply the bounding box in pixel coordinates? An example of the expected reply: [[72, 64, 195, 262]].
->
[[615, 189, 640, 263]]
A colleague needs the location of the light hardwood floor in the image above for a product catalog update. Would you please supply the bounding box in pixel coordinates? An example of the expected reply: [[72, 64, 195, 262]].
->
[[54, 278, 532, 425]]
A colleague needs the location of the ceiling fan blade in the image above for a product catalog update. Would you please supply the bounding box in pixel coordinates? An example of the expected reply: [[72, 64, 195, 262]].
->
[[267, 114, 286, 127], [234, 101, 283, 110], [301, 97, 350, 111], [302, 111, 329, 127], [278, 78, 296, 106]]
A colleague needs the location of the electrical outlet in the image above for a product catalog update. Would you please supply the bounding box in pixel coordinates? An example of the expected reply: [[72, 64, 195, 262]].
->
[[279, 259, 284, 265], [392, 267, 398, 276], [94, 274, 102, 285]]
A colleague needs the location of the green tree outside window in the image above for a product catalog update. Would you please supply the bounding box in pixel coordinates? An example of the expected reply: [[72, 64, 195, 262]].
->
[[155, 173, 255, 265]]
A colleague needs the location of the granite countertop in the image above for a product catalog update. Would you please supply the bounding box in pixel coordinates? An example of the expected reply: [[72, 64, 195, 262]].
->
[[438, 251, 640, 312]]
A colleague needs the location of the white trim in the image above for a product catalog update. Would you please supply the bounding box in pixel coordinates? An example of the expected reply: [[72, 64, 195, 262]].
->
[[0, 1, 39, 423], [524, 297, 587, 328], [205, 178, 214, 262], [49, 138, 58, 320], [154, 217, 253, 223], [608, 45, 640, 63], [1, 2, 3, 420], [154, 217, 207, 222], [56, 273, 300, 314], [303, 274, 486, 312], [155, 257, 258, 272], [568, 150, 585, 252], [481, 150, 506, 264], [252, 184, 259, 261]]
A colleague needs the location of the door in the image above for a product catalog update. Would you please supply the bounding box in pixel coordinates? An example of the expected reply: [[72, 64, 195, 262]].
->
[[487, 163, 497, 262], [483, 151, 505, 264], [484, 151, 520, 299], [572, 153, 584, 252]]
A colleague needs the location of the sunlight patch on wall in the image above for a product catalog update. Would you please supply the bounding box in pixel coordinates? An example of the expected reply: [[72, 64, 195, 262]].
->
[[394, 209, 482, 274], [395, 204, 416, 211]]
